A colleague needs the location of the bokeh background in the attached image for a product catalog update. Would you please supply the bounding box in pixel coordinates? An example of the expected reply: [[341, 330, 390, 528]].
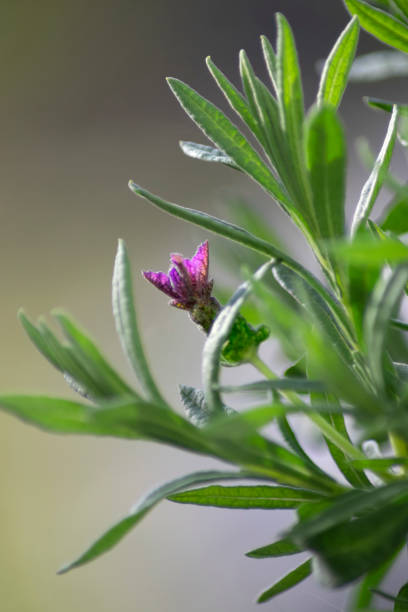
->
[[1, 1, 408, 610]]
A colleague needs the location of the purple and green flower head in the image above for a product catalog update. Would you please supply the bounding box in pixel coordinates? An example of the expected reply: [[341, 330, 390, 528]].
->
[[143, 241, 269, 364], [143, 241, 220, 333]]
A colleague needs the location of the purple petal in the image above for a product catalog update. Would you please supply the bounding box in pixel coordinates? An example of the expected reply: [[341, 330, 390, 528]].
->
[[169, 267, 189, 300], [190, 241, 209, 285], [142, 270, 178, 299]]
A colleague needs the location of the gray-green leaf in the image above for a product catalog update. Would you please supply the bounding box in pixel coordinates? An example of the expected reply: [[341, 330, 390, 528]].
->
[[317, 17, 359, 108]]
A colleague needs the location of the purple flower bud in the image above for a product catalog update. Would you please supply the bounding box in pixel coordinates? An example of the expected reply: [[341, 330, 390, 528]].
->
[[143, 241, 220, 332]]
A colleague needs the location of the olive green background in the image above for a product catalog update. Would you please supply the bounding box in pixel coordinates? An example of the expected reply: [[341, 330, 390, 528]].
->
[[0, 1, 407, 610]]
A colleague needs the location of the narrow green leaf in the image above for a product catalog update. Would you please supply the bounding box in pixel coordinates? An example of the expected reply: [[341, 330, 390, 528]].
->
[[93, 399, 212, 454], [19, 310, 61, 371], [317, 17, 359, 108], [238, 50, 287, 176], [364, 265, 408, 389], [395, 583, 408, 611], [320, 409, 372, 488], [351, 105, 399, 235], [398, 114, 408, 148], [350, 545, 403, 610], [168, 484, 322, 509], [352, 457, 408, 469], [391, 318, 408, 331], [203, 261, 275, 414], [20, 312, 114, 400], [167, 77, 293, 211], [365, 96, 408, 114], [0, 395, 116, 436], [257, 559, 312, 603], [393, 0, 408, 17], [112, 240, 167, 407], [58, 470, 250, 574], [381, 193, 408, 234], [246, 537, 302, 559], [218, 378, 326, 394], [275, 13, 315, 233], [204, 404, 344, 494], [345, 0, 408, 52], [179, 141, 239, 169], [306, 500, 408, 587], [276, 13, 305, 149], [333, 236, 408, 265], [261, 35, 278, 96], [206, 56, 264, 143], [272, 263, 353, 363], [289, 480, 408, 543], [53, 310, 135, 399], [305, 104, 346, 239]]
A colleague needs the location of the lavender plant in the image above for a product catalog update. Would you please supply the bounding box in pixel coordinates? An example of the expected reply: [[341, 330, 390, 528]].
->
[[5, 1, 408, 609]]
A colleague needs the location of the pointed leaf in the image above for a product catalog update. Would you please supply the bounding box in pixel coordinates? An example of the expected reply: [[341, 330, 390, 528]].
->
[[203, 260, 275, 414], [350, 546, 403, 611], [257, 559, 312, 603], [179, 141, 239, 169], [351, 105, 398, 235], [112, 240, 167, 406], [261, 35, 278, 96], [92, 398, 212, 454], [167, 77, 293, 211], [345, 0, 408, 53], [305, 104, 346, 239], [395, 583, 408, 611], [393, 0, 408, 18], [53, 310, 135, 399], [206, 56, 264, 143], [381, 192, 408, 234], [168, 484, 322, 509], [276, 13, 305, 150], [289, 480, 408, 543], [20, 312, 116, 400], [246, 537, 302, 559], [58, 470, 249, 574], [18, 309, 61, 371], [365, 96, 408, 114], [0, 395, 118, 436], [364, 265, 408, 389], [304, 500, 408, 587], [218, 378, 326, 394], [272, 262, 352, 363], [333, 235, 408, 265], [317, 17, 359, 108]]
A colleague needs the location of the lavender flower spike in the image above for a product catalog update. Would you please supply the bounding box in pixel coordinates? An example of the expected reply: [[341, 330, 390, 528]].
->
[[143, 241, 221, 333]]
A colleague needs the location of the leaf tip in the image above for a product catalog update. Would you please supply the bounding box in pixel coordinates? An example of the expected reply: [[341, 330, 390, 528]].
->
[[56, 561, 74, 575], [128, 180, 141, 194]]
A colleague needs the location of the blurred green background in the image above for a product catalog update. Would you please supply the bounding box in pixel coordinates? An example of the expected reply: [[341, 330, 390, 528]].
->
[[1, 1, 407, 610]]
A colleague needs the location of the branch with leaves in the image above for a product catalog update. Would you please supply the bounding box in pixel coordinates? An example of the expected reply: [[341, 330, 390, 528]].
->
[[5, 1, 408, 609]]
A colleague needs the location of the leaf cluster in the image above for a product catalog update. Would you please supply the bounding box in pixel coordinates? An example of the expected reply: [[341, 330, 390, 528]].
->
[[4, 3, 408, 609]]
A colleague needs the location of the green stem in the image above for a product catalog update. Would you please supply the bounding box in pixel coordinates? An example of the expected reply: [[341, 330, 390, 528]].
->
[[250, 353, 367, 462]]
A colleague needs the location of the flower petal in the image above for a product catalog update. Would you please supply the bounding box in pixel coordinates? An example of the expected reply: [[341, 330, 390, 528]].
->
[[190, 241, 209, 285], [142, 270, 178, 299]]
